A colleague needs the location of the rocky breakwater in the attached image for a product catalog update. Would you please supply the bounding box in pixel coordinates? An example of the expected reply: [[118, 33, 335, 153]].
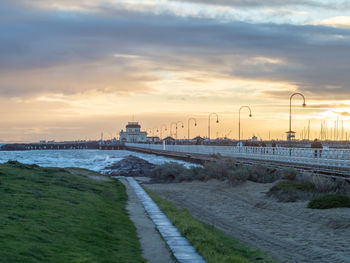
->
[[105, 155, 156, 177]]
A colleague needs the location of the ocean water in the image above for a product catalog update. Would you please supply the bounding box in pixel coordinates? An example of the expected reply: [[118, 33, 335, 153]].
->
[[0, 150, 188, 172]]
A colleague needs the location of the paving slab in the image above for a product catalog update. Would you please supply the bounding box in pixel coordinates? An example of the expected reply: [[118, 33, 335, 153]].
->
[[126, 177, 206, 263]]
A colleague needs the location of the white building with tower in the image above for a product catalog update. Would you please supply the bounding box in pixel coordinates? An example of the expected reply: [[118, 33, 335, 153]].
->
[[119, 122, 147, 142]]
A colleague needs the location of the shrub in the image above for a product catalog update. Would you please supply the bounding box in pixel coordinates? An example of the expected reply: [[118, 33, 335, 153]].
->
[[296, 173, 349, 194], [187, 166, 208, 181], [150, 162, 189, 182], [281, 168, 297, 180], [248, 165, 283, 183], [267, 180, 318, 202], [308, 194, 350, 209], [203, 158, 238, 180], [226, 168, 250, 185]]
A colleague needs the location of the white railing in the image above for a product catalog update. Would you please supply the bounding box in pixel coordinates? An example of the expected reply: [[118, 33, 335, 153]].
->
[[125, 143, 350, 169]]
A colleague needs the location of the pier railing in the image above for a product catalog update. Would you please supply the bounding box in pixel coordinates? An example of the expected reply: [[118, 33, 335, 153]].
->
[[125, 143, 350, 169]]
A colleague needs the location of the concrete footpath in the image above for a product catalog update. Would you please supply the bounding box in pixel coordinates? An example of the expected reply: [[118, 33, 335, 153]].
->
[[119, 177, 175, 263], [118, 176, 206, 263]]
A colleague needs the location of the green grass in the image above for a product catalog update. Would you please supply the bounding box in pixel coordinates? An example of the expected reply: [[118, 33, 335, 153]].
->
[[146, 189, 274, 263], [308, 194, 350, 209], [0, 161, 145, 263]]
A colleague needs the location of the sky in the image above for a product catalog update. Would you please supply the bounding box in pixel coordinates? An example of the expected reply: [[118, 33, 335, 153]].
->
[[1, 0, 350, 142]]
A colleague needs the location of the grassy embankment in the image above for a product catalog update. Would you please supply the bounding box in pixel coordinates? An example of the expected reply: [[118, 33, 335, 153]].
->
[[146, 189, 274, 263], [0, 161, 145, 263]]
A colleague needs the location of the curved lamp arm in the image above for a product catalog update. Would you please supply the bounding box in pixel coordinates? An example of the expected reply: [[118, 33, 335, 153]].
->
[[238, 106, 252, 143], [208, 113, 219, 140], [289, 92, 306, 134], [188, 117, 197, 139]]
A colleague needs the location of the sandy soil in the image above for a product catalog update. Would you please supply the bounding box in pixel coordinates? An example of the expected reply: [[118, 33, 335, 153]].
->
[[143, 179, 350, 263], [120, 178, 175, 263]]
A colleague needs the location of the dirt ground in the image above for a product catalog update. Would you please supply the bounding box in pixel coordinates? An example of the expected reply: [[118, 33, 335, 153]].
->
[[142, 179, 350, 263]]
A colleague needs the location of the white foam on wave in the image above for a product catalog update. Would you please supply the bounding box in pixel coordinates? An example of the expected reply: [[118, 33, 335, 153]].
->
[[0, 150, 192, 172]]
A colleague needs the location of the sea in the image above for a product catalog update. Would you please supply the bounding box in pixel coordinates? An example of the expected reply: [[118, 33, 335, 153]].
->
[[0, 150, 188, 173]]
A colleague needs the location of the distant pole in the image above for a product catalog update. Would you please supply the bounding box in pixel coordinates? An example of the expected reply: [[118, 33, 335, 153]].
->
[[175, 121, 184, 139], [146, 128, 152, 136], [288, 93, 306, 147], [238, 106, 252, 144], [153, 127, 159, 138], [160, 124, 167, 139], [170, 123, 176, 138], [208, 113, 219, 140], [187, 117, 197, 140]]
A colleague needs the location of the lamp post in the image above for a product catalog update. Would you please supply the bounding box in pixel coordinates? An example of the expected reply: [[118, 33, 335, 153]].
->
[[160, 124, 167, 139], [146, 128, 152, 136], [288, 92, 306, 147], [175, 121, 184, 139], [208, 113, 219, 140], [238, 106, 252, 144], [188, 118, 197, 140], [153, 127, 159, 137], [170, 122, 177, 138]]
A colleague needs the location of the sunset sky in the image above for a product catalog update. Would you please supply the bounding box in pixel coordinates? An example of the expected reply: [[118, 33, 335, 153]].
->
[[1, 0, 350, 142]]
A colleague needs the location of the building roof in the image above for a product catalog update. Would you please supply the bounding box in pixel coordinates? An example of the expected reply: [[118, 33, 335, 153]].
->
[[164, 136, 175, 141], [126, 122, 141, 129]]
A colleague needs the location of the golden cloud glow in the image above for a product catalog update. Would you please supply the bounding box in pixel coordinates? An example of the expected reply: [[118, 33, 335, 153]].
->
[[318, 16, 350, 28]]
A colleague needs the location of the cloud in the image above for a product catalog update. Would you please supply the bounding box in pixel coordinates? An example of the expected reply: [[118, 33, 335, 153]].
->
[[1, 1, 350, 101], [318, 16, 350, 28], [340, 111, 350, 116], [170, 0, 350, 9]]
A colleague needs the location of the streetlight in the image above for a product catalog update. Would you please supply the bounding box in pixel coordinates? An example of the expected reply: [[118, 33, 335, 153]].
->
[[146, 128, 152, 136], [175, 121, 184, 139], [238, 106, 252, 144], [208, 113, 219, 140], [160, 124, 167, 139], [287, 92, 306, 146], [153, 127, 159, 137], [170, 122, 177, 138], [188, 117, 197, 140]]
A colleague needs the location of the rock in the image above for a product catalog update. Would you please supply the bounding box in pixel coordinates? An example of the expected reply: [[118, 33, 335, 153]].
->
[[105, 155, 155, 177]]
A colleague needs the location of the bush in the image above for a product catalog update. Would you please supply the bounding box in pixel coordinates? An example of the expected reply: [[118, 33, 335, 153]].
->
[[308, 194, 350, 209], [248, 165, 283, 183], [226, 168, 250, 185], [203, 158, 238, 180], [281, 168, 297, 180], [150, 162, 189, 182], [187, 166, 208, 181], [296, 173, 349, 194], [151, 157, 288, 184], [267, 180, 318, 202]]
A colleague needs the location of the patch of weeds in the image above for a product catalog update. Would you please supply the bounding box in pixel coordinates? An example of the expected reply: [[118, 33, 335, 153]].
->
[[248, 165, 283, 183], [267, 180, 318, 202], [227, 168, 250, 185], [281, 168, 297, 180], [150, 162, 189, 182], [308, 194, 350, 209]]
